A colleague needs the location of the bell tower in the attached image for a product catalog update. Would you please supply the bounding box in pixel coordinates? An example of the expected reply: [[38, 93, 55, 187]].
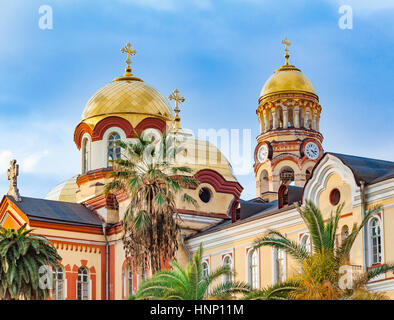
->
[[254, 38, 323, 198]]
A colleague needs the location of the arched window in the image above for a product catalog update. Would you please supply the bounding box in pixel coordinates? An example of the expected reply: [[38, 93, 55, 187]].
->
[[269, 110, 273, 130], [300, 234, 312, 253], [52, 266, 65, 300], [287, 107, 294, 127], [108, 132, 121, 165], [280, 166, 294, 185], [341, 225, 349, 243], [369, 218, 382, 265], [77, 267, 89, 300], [82, 138, 89, 174], [248, 250, 259, 289], [222, 255, 232, 284], [260, 170, 269, 194], [273, 248, 286, 284], [126, 264, 133, 297], [202, 261, 209, 279], [305, 167, 313, 181], [278, 107, 284, 128]]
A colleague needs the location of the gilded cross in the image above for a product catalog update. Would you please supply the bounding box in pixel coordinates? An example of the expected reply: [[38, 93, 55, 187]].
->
[[7, 159, 21, 202], [281, 37, 291, 64], [169, 89, 185, 130], [121, 42, 137, 76]]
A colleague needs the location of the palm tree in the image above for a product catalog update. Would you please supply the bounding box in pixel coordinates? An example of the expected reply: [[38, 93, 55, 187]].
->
[[105, 132, 199, 274], [251, 200, 394, 299], [0, 224, 61, 300], [132, 243, 250, 300]]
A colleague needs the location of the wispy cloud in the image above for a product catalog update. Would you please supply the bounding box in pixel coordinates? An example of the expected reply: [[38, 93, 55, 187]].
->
[[20, 150, 49, 173]]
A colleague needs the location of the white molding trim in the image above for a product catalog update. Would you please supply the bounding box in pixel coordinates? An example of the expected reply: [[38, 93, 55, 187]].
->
[[303, 154, 357, 205], [187, 208, 302, 252], [367, 278, 394, 293]]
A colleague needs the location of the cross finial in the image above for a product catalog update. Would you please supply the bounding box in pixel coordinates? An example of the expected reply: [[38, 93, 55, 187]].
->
[[7, 159, 21, 202], [121, 42, 137, 76], [281, 37, 291, 65], [169, 89, 185, 131]]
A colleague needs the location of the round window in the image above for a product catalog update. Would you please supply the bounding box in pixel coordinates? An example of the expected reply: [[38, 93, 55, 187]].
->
[[199, 187, 212, 203], [330, 188, 341, 206]]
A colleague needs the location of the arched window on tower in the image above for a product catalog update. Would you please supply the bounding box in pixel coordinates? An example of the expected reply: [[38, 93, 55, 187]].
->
[[269, 110, 273, 130], [280, 166, 294, 185], [260, 170, 269, 194], [299, 108, 305, 128], [278, 107, 284, 128], [306, 167, 313, 181], [77, 267, 89, 300], [82, 138, 89, 174], [278, 184, 289, 208], [287, 107, 294, 127], [108, 132, 121, 166]]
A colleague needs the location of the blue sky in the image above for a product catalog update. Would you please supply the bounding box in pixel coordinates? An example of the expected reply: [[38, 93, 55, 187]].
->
[[0, 0, 393, 200]]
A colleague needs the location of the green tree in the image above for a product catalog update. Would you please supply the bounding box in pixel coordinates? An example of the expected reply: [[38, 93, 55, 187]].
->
[[251, 200, 394, 300], [132, 243, 250, 300], [105, 132, 199, 274], [0, 224, 61, 300]]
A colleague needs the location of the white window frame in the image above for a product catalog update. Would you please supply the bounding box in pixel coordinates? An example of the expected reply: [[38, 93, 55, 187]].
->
[[77, 267, 89, 301], [52, 266, 65, 300], [272, 247, 286, 285], [221, 253, 233, 284], [300, 233, 312, 254], [202, 258, 210, 279], [246, 248, 259, 290], [367, 214, 384, 267]]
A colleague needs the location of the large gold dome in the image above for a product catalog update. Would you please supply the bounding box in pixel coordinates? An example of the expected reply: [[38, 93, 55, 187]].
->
[[81, 78, 173, 121], [260, 64, 316, 100]]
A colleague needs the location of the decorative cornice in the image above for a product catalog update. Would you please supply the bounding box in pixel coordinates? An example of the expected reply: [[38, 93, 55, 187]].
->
[[193, 169, 243, 198]]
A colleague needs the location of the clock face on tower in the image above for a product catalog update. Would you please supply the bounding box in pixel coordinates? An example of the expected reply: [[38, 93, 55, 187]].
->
[[257, 144, 269, 163], [305, 142, 320, 160]]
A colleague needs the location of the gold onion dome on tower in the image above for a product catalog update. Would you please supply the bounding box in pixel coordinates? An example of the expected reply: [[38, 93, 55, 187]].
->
[[260, 37, 316, 100], [81, 42, 173, 121]]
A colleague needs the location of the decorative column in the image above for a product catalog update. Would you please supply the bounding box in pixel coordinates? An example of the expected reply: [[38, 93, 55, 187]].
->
[[272, 108, 277, 129], [312, 110, 317, 131], [305, 108, 310, 128], [264, 111, 269, 132], [294, 106, 300, 128], [283, 106, 288, 129]]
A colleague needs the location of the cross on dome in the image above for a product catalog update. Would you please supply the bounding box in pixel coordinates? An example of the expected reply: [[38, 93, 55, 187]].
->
[[281, 37, 291, 65], [121, 42, 137, 76]]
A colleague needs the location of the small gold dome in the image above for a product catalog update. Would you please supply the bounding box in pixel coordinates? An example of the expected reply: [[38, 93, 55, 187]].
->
[[81, 79, 173, 121], [260, 64, 316, 100]]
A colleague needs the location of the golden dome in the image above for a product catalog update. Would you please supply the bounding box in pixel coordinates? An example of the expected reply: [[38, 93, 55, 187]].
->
[[172, 134, 237, 182], [45, 175, 79, 203], [260, 63, 316, 100], [81, 78, 173, 121]]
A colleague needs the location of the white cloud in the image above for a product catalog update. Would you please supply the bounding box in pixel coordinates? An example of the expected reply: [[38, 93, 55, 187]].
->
[[20, 150, 49, 173]]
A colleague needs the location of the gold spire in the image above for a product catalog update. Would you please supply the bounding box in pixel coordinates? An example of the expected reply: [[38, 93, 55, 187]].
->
[[281, 37, 291, 65], [121, 42, 137, 76], [169, 89, 185, 131]]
